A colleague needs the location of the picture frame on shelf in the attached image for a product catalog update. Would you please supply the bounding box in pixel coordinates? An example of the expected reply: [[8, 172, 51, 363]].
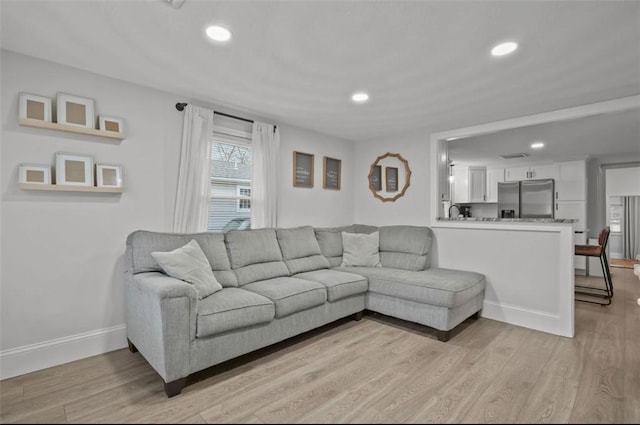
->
[[55, 152, 94, 186], [18, 164, 51, 185], [386, 166, 399, 192], [293, 151, 314, 188], [98, 115, 124, 134], [19, 93, 52, 122], [96, 164, 123, 188], [322, 156, 341, 190], [56, 93, 95, 129]]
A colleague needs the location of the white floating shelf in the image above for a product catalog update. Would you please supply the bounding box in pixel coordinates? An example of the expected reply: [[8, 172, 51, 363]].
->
[[19, 118, 125, 141], [19, 183, 124, 193]]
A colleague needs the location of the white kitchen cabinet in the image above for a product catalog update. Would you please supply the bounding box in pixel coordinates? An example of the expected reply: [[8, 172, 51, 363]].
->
[[468, 167, 487, 202], [437, 139, 451, 202], [486, 167, 504, 202], [505, 164, 556, 181], [505, 166, 530, 181], [556, 160, 586, 201], [452, 164, 469, 203], [556, 200, 586, 231], [529, 164, 557, 180]]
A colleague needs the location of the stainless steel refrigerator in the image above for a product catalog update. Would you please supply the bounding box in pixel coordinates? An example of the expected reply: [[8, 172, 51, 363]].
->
[[497, 179, 555, 218]]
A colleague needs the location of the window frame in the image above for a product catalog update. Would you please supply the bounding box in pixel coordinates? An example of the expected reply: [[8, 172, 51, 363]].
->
[[236, 185, 251, 212]]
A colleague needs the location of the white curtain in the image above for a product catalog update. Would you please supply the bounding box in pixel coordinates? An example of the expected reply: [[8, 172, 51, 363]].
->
[[623, 196, 640, 260], [172, 105, 214, 233], [251, 122, 280, 228]]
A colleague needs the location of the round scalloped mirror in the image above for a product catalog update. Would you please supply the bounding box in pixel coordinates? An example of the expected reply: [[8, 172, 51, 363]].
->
[[368, 152, 412, 202]]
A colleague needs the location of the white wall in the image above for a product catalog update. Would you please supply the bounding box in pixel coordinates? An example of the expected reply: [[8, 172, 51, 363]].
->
[[0, 50, 354, 378], [353, 129, 431, 225], [277, 125, 354, 227]]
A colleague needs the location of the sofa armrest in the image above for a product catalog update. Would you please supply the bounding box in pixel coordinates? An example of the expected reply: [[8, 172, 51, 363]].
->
[[125, 272, 197, 383]]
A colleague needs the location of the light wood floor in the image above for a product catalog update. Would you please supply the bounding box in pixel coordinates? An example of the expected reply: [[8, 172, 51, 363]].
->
[[1, 267, 639, 424]]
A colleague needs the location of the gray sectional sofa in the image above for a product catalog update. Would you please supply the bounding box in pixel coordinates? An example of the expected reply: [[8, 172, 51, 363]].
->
[[124, 224, 485, 397]]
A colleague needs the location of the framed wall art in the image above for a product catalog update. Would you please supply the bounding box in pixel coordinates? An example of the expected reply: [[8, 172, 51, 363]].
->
[[19, 93, 52, 122], [369, 165, 382, 191], [323, 156, 341, 190], [386, 166, 399, 192], [96, 164, 123, 188], [55, 152, 94, 186], [56, 93, 95, 129], [18, 164, 51, 185], [293, 151, 314, 188], [98, 115, 124, 134]]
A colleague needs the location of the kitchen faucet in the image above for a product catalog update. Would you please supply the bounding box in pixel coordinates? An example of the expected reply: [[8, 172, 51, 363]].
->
[[449, 204, 460, 218]]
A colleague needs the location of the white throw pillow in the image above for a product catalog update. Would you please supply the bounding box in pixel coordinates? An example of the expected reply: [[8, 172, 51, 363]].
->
[[341, 231, 382, 267], [151, 239, 222, 299]]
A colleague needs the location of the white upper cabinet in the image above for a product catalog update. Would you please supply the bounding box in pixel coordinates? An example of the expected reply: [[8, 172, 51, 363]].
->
[[468, 167, 487, 202], [486, 167, 505, 202], [505, 166, 530, 181], [505, 164, 556, 181], [556, 160, 586, 201]]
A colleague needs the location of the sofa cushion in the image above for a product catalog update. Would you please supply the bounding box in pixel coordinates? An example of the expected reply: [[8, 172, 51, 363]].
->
[[276, 226, 330, 274], [335, 266, 485, 308], [126, 230, 238, 287], [196, 288, 275, 338], [378, 226, 433, 271], [295, 269, 368, 302], [314, 225, 355, 267], [151, 239, 223, 299], [242, 277, 327, 318], [341, 231, 382, 267], [225, 229, 290, 285]]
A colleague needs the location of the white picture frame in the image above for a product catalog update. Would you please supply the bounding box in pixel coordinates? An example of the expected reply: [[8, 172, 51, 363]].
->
[[19, 93, 52, 122], [96, 164, 123, 188], [18, 164, 51, 185], [55, 152, 94, 186], [56, 93, 95, 129], [98, 115, 124, 134]]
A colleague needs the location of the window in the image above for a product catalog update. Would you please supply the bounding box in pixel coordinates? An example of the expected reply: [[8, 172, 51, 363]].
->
[[609, 197, 623, 233], [208, 136, 252, 232]]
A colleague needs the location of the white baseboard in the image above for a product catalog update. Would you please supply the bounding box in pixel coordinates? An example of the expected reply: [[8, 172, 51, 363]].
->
[[0, 325, 127, 380], [481, 300, 572, 338]]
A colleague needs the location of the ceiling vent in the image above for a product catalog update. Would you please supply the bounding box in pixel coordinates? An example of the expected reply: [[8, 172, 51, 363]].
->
[[163, 0, 186, 9], [499, 152, 529, 159]]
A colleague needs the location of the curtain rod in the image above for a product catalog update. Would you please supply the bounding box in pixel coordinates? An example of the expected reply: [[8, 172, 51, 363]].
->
[[175, 103, 276, 130]]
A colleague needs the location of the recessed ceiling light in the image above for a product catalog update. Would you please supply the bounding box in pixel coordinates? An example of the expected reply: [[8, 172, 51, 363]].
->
[[351, 92, 369, 103], [491, 41, 518, 56], [206, 25, 232, 42], [531, 142, 545, 149]]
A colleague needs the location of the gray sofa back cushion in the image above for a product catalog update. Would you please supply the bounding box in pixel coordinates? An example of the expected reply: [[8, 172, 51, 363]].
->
[[225, 228, 289, 285], [314, 225, 355, 267], [378, 225, 433, 271], [126, 230, 238, 287], [276, 226, 330, 274]]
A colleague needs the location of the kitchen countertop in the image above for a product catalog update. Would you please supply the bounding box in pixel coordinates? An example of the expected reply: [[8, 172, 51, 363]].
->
[[437, 217, 577, 223]]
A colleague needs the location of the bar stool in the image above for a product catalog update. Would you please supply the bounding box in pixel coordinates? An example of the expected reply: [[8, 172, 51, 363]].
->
[[574, 226, 613, 305]]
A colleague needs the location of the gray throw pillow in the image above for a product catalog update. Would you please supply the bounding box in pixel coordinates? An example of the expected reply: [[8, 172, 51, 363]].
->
[[341, 231, 382, 267], [151, 239, 223, 299]]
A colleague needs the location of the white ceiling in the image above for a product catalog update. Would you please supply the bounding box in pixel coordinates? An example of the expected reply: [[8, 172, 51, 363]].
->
[[448, 108, 640, 167], [1, 0, 639, 142]]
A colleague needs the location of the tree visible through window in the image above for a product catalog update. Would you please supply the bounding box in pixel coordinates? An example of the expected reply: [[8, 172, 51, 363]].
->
[[208, 139, 252, 232]]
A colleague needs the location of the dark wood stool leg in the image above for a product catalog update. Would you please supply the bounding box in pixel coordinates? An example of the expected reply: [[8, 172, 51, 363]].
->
[[353, 311, 364, 321], [127, 339, 138, 353], [164, 378, 187, 397]]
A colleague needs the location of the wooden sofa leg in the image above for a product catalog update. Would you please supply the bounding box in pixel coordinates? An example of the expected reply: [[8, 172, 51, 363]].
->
[[127, 339, 138, 353], [436, 329, 451, 342], [353, 311, 364, 321], [164, 378, 187, 397], [470, 311, 480, 320]]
